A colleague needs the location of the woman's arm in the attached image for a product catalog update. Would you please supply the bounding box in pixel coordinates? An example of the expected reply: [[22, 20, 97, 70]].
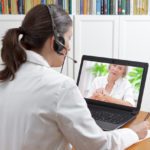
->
[[89, 88, 106, 102], [90, 89, 133, 106], [56, 78, 139, 150], [103, 95, 133, 106]]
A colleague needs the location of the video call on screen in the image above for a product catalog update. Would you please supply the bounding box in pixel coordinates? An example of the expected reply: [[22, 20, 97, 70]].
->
[[78, 60, 144, 107]]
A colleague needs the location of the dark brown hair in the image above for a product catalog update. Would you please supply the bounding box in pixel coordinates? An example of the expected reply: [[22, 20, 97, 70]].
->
[[0, 4, 72, 81]]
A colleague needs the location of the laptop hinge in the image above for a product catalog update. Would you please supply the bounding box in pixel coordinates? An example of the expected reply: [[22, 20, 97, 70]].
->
[[131, 110, 138, 115]]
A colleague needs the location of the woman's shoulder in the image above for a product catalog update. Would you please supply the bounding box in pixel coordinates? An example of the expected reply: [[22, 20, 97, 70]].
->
[[42, 67, 76, 88], [121, 78, 132, 87]]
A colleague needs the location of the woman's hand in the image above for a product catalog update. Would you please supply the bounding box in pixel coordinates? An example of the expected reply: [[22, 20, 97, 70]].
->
[[130, 121, 150, 139], [90, 88, 107, 101]]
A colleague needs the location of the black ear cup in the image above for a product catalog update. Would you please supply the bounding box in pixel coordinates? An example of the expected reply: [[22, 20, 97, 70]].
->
[[54, 36, 65, 54]]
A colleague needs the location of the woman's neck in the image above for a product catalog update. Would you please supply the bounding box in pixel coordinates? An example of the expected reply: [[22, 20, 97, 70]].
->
[[105, 75, 116, 94], [107, 75, 116, 85]]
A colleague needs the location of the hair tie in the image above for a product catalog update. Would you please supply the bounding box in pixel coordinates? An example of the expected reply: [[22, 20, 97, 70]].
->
[[18, 26, 26, 35]]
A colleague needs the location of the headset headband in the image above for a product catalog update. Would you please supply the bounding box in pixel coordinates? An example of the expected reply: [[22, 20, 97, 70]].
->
[[47, 5, 59, 40]]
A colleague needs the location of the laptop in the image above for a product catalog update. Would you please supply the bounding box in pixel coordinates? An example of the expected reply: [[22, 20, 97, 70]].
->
[[77, 55, 148, 131]]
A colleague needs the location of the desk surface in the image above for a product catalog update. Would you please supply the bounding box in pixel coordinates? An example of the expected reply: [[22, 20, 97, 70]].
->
[[72, 111, 150, 150]]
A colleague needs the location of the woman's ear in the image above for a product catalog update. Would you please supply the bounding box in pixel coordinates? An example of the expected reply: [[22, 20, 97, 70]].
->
[[49, 36, 55, 52]]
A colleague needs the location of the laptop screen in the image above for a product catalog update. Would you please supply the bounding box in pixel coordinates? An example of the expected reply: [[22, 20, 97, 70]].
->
[[77, 55, 148, 108]]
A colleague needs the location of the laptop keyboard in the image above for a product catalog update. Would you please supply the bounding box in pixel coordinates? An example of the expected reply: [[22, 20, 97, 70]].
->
[[89, 106, 130, 124]]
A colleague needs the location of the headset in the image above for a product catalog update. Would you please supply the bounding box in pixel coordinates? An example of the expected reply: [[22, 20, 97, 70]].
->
[[46, 5, 77, 64], [47, 5, 66, 55]]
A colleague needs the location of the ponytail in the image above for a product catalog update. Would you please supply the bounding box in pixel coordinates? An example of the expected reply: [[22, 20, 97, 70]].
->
[[0, 27, 27, 82], [0, 4, 72, 82]]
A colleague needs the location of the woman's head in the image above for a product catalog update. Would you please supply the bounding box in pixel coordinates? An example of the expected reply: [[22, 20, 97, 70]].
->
[[108, 64, 128, 80], [0, 4, 72, 81], [20, 4, 72, 52]]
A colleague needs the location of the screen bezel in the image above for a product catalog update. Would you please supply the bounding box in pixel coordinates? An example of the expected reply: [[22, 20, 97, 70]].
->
[[77, 55, 148, 113]]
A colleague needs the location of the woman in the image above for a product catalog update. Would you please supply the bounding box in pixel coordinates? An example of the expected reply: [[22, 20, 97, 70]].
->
[[88, 64, 135, 106], [0, 4, 149, 150]]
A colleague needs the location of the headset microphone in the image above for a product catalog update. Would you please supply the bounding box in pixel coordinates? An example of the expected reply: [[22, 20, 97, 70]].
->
[[55, 39, 77, 63], [60, 52, 77, 73], [66, 55, 77, 63], [57, 50, 77, 64]]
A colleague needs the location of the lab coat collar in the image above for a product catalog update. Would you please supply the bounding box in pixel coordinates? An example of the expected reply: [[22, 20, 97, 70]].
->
[[26, 50, 50, 68]]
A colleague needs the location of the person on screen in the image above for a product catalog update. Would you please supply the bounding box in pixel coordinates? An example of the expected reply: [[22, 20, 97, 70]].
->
[[88, 64, 135, 107], [0, 4, 149, 150]]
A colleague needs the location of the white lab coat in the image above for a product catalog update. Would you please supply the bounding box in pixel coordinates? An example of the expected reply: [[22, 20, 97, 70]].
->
[[0, 50, 139, 150]]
